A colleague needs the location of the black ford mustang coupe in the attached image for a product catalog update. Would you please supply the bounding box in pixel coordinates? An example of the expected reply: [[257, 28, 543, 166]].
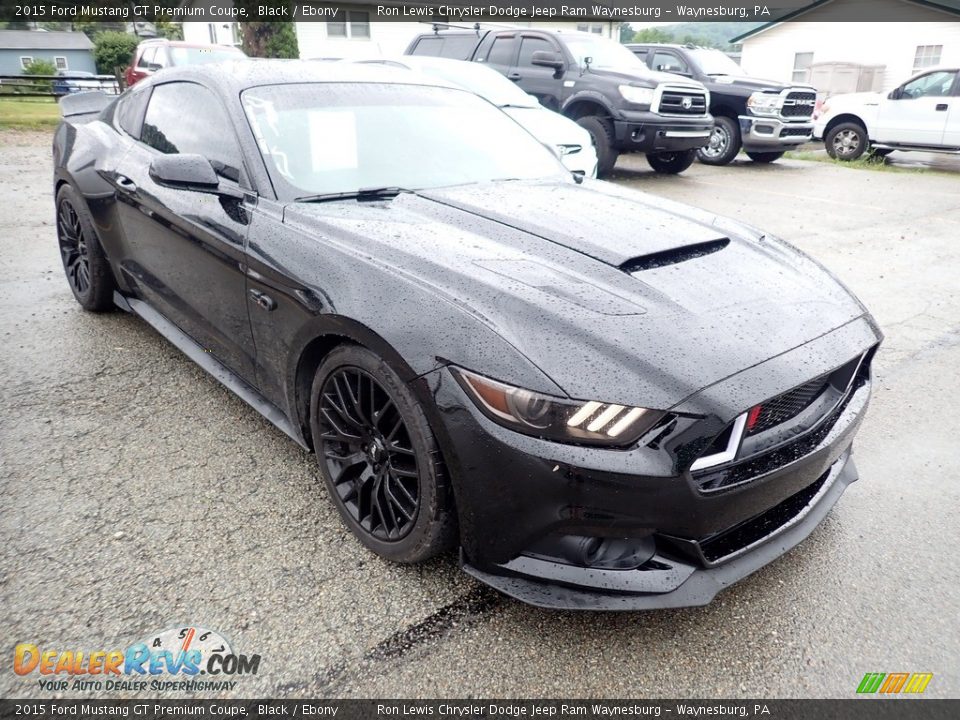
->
[[53, 62, 880, 610]]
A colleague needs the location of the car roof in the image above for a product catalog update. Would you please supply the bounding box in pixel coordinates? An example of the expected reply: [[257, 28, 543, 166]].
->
[[142, 59, 464, 95]]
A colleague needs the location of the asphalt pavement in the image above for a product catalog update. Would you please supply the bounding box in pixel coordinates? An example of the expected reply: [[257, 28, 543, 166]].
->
[[1, 131, 958, 698]]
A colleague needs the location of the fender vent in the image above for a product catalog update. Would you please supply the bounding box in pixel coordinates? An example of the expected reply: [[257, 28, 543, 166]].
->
[[620, 238, 729, 273]]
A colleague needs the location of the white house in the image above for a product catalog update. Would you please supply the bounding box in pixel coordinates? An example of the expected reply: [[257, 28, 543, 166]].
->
[[184, 2, 618, 60], [734, 0, 960, 93]]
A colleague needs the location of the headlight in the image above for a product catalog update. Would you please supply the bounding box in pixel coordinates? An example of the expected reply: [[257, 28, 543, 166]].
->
[[451, 367, 663, 447], [618, 85, 655, 106], [747, 91, 781, 116]]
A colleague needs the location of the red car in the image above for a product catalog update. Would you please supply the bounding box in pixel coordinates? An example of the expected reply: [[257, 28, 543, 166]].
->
[[124, 40, 246, 87]]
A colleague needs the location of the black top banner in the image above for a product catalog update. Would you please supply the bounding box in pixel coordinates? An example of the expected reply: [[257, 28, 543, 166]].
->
[[1, 0, 959, 23]]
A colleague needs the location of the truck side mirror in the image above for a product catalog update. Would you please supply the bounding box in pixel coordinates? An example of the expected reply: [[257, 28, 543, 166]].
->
[[888, 87, 903, 100], [531, 50, 564, 71]]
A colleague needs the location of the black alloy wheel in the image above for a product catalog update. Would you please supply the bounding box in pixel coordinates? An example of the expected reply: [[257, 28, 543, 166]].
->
[[58, 199, 91, 296], [55, 184, 114, 311], [310, 346, 456, 562]]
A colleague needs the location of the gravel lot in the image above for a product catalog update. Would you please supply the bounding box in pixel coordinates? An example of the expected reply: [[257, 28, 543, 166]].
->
[[2, 130, 958, 699]]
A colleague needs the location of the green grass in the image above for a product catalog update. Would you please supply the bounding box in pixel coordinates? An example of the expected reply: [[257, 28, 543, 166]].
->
[[784, 149, 930, 174], [0, 97, 60, 130]]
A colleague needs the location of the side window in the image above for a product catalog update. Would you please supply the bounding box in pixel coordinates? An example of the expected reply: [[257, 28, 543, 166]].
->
[[116, 85, 151, 139], [483, 36, 516, 67], [653, 51, 688, 74], [517, 37, 556, 68], [137, 47, 155, 69], [632, 48, 648, 63], [902, 70, 957, 99], [152, 48, 168, 69], [140, 82, 243, 181]]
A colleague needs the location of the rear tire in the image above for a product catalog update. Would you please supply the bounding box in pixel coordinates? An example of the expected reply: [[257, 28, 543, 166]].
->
[[697, 116, 741, 166], [646, 149, 697, 174], [745, 151, 785, 163], [825, 121, 868, 161], [309, 345, 457, 563], [55, 184, 115, 312], [576, 115, 618, 177]]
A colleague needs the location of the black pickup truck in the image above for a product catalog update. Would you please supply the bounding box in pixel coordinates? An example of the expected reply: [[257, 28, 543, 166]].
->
[[405, 27, 714, 176], [627, 44, 817, 165]]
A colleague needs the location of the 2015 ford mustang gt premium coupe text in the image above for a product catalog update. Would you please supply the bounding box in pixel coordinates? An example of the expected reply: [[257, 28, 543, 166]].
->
[[53, 61, 881, 610]]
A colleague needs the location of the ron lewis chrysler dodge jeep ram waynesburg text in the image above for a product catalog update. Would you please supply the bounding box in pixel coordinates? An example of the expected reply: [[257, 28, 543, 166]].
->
[[53, 61, 880, 610]]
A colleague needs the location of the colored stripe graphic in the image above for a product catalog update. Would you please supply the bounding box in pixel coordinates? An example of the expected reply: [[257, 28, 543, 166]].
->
[[903, 673, 934, 694], [880, 673, 909, 693], [857, 672, 933, 694], [857, 673, 886, 693]]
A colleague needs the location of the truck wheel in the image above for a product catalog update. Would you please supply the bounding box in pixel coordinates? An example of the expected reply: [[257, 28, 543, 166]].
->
[[745, 151, 785, 163], [646, 149, 697, 174], [825, 122, 867, 161], [576, 116, 618, 177], [697, 116, 741, 166]]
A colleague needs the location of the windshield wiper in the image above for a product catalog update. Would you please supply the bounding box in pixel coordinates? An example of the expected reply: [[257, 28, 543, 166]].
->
[[294, 186, 411, 203]]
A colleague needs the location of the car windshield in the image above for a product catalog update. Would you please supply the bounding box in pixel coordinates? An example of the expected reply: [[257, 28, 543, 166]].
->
[[242, 82, 565, 199], [404, 60, 538, 108], [170, 47, 245, 66], [564, 36, 647, 71], [688, 48, 743, 76]]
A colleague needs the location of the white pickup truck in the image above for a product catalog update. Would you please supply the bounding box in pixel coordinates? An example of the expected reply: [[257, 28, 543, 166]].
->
[[814, 66, 959, 160]]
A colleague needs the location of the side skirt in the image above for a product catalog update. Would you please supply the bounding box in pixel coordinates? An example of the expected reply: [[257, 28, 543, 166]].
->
[[114, 291, 310, 451]]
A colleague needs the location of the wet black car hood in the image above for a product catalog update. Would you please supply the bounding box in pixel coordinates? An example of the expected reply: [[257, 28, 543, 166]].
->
[[284, 180, 866, 410]]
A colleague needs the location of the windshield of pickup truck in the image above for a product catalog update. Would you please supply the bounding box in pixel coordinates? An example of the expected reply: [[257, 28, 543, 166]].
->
[[564, 36, 647, 71], [688, 48, 743, 77], [242, 83, 565, 199]]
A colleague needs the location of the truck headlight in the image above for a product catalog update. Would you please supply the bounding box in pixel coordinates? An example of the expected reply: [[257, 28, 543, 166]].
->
[[452, 367, 663, 447], [618, 85, 655, 106], [747, 92, 781, 117]]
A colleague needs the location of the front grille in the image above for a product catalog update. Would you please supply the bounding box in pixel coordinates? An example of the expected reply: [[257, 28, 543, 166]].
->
[[697, 470, 829, 563], [658, 91, 707, 116], [780, 126, 812, 138], [748, 375, 831, 435], [781, 91, 816, 119]]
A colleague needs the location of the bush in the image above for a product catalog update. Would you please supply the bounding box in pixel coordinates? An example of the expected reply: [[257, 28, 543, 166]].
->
[[93, 30, 139, 75], [21, 59, 56, 93]]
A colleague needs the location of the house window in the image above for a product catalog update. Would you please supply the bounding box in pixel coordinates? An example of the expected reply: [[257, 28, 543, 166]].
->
[[55, 57, 68, 70], [208, 23, 217, 44], [328, 11, 370, 39], [792, 52, 814, 83], [576, 24, 604, 35], [913, 45, 942, 73], [20, 56, 33, 70]]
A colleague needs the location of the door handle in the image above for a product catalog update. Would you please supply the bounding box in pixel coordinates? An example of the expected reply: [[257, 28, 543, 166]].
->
[[116, 175, 137, 192], [936, 103, 948, 111], [507, 72, 522, 81], [248, 288, 277, 312]]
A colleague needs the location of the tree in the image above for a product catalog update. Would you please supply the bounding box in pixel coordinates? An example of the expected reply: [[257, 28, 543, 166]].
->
[[155, 20, 184, 41], [92, 30, 139, 75], [630, 28, 674, 44], [22, 59, 57, 93], [240, 22, 299, 59]]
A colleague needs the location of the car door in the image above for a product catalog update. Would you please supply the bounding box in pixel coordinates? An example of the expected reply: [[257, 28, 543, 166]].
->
[[942, 73, 960, 147], [510, 34, 566, 110], [474, 32, 519, 81], [873, 69, 957, 146], [112, 80, 258, 385]]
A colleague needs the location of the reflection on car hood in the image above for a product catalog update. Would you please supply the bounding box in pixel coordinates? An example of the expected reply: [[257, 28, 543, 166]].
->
[[503, 106, 592, 148], [283, 180, 867, 409]]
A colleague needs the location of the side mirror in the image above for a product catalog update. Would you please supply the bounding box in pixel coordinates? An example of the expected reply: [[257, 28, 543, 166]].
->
[[888, 87, 903, 100], [531, 50, 564, 70], [149, 154, 220, 190]]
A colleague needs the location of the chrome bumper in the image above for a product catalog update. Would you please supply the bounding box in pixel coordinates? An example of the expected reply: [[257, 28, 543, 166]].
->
[[739, 115, 814, 149]]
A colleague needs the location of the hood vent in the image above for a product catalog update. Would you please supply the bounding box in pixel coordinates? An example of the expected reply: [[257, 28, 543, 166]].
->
[[620, 238, 729, 273]]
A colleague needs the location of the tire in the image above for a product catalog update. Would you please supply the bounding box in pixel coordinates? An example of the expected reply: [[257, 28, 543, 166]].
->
[[576, 115, 618, 177], [825, 121, 868, 161], [646, 149, 697, 174], [55, 184, 115, 311], [745, 151, 785, 163], [309, 345, 457, 563], [697, 115, 741, 166]]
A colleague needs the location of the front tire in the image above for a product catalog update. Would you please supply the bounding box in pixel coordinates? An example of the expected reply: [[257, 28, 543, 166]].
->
[[576, 115, 618, 177], [697, 116, 741, 166], [55, 184, 115, 311], [646, 149, 697, 174], [745, 151, 785, 163], [309, 345, 456, 563], [825, 121, 868, 161]]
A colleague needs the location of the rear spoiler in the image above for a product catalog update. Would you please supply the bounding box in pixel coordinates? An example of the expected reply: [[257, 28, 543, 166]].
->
[[59, 91, 113, 120]]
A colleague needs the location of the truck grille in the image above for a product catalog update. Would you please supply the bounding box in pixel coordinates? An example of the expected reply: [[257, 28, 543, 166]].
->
[[657, 89, 708, 116], [780, 126, 812, 138], [780, 90, 816, 119]]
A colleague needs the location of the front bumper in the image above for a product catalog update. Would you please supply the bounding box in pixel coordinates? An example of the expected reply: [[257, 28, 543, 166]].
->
[[613, 110, 713, 153], [415, 320, 878, 610], [739, 115, 814, 151]]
